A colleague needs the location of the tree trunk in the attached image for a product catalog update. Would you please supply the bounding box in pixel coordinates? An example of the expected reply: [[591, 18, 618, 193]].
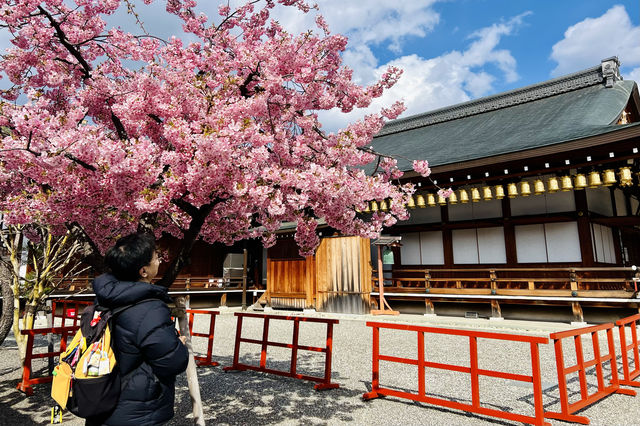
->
[[0, 277, 12, 345], [13, 296, 27, 363]]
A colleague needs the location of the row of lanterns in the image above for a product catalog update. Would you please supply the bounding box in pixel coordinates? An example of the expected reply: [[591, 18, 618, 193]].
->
[[363, 167, 634, 212]]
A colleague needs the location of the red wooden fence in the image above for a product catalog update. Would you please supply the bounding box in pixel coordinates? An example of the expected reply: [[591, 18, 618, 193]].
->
[[545, 323, 636, 424], [363, 321, 550, 426], [223, 312, 339, 390], [186, 309, 219, 367], [16, 326, 79, 396], [616, 313, 640, 387]]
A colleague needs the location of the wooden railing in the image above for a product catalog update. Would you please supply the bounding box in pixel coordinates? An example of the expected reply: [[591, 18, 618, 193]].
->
[[372, 267, 639, 298], [170, 275, 247, 290], [52, 274, 253, 294]]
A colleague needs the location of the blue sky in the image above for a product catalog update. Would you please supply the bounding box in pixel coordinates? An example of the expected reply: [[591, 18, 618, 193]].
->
[[292, 0, 640, 130], [2, 1, 639, 131]]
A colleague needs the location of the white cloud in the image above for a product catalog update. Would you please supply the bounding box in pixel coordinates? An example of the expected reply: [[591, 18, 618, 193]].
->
[[629, 67, 640, 82], [550, 5, 640, 77], [271, 1, 440, 53], [319, 14, 525, 131]]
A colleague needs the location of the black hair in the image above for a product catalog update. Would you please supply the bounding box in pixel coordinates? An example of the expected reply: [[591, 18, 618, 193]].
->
[[105, 233, 156, 282]]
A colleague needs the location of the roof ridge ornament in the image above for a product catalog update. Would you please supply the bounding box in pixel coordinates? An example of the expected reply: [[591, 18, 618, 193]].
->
[[376, 58, 621, 137], [601, 56, 621, 88]]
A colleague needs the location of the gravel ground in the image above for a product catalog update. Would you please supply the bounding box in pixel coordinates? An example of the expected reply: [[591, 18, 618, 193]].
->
[[1, 308, 639, 426]]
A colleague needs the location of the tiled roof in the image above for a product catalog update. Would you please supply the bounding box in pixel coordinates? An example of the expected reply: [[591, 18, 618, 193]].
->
[[371, 58, 638, 171]]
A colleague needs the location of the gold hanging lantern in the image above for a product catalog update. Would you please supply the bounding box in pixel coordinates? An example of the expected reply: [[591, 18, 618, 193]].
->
[[533, 179, 545, 195], [448, 191, 458, 204], [471, 187, 481, 202], [407, 196, 416, 209], [574, 174, 587, 190], [588, 171, 602, 188], [619, 167, 632, 186], [520, 181, 531, 197], [561, 175, 573, 191], [602, 169, 616, 186], [416, 194, 426, 208], [370, 200, 379, 211], [427, 193, 436, 207], [547, 177, 560, 193], [363, 203, 370, 213], [494, 185, 505, 199], [507, 183, 518, 198], [482, 186, 492, 201], [380, 199, 388, 211], [459, 189, 469, 203], [437, 194, 447, 206]]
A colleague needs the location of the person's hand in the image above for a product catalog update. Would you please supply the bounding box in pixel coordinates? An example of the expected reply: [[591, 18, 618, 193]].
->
[[179, 336, 187, 345]]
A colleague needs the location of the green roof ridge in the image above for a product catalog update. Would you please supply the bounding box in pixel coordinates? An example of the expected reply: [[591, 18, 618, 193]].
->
[[376, 61, 618, 137]]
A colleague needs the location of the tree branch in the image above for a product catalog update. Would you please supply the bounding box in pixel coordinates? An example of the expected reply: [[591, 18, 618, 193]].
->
[[156, 202, 216, 287], [37, 6, 92, 80], [111, 111, 128, 141], [65, 221, 104, 271], [63, 153, 97, 171], [171, 197, 199, 217]]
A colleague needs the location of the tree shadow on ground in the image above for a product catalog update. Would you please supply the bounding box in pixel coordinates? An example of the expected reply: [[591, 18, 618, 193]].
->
[[0, 338, 73, 426], [359, 381, 519, 426], [169, 353, 364, 425]]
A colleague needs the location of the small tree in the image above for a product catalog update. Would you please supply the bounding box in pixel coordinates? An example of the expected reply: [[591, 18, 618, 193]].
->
[[0, 224, 88, 359]]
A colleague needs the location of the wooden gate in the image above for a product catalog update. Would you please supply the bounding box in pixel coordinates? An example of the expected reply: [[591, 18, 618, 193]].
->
[[267, 257, 315, 309], [266, 236, 371, 312], [315, 236, 372, 313]]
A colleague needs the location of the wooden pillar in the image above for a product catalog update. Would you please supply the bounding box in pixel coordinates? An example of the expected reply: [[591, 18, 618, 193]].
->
[[574, 190, 594, 266], [305, 256, 315, 309], [571, 302, 584, 323], [609, 187, 623, 265], [502, 196, 517, 265], [424, 270, 435, 315], [490, 300, 502, 319], [441, 204, 454, 266]]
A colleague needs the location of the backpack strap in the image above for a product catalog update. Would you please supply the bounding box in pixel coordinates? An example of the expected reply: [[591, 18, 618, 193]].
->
[[110, 298, 161, 317], [83, 299, 162, 347]]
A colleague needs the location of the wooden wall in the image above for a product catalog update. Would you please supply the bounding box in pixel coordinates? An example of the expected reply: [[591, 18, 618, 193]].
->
[[266, 236, 371, 312]]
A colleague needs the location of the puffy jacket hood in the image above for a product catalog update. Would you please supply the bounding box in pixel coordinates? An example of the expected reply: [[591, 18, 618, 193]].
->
[[92, 273, 171, 308]]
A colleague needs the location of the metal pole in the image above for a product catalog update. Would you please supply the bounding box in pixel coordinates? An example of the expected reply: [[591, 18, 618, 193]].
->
[[242, 248, 248, 311], [378, 244, 384, 312], [46, 300, 54, 374]]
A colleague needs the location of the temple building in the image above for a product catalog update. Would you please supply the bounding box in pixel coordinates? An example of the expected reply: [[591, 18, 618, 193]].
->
[[358, 56, 640, 322]]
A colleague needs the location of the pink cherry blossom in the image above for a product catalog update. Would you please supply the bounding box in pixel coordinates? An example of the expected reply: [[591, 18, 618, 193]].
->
[[0, 0, 432, 262], [412, 160, 431, 177], [437, 188, 454, 198]]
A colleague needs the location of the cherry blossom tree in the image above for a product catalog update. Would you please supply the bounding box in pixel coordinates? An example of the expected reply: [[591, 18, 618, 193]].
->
[[0, 2, 444, 420], [0, 0, 434, 285]]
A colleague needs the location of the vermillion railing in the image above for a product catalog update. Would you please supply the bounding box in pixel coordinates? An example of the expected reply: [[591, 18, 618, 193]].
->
[[363, 321, 550, 426], [545, 323, 636, 424], [616, 313, 640, 387], [223, 312, 339, 390], [16, 326, 78, 396]]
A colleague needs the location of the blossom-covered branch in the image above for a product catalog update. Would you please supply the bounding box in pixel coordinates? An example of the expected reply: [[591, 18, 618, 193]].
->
[[0, 0, 433, 271]]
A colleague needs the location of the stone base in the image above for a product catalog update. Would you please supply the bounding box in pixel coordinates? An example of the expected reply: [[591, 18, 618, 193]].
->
[[423, 313, 437, 318], [489, 317, 504, 321], [303, 309, 316, 314], [571, 321, 588, 327]]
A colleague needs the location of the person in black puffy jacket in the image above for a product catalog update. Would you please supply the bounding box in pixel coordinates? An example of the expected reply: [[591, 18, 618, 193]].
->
[[87, 233, 189, 425]]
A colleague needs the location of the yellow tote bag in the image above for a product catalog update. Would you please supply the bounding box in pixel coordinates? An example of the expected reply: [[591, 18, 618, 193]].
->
[[51, 362, 73, 409]]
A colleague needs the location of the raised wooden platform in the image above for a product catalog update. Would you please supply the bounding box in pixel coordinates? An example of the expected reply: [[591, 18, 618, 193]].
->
[[372, 267, 640, 322]]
